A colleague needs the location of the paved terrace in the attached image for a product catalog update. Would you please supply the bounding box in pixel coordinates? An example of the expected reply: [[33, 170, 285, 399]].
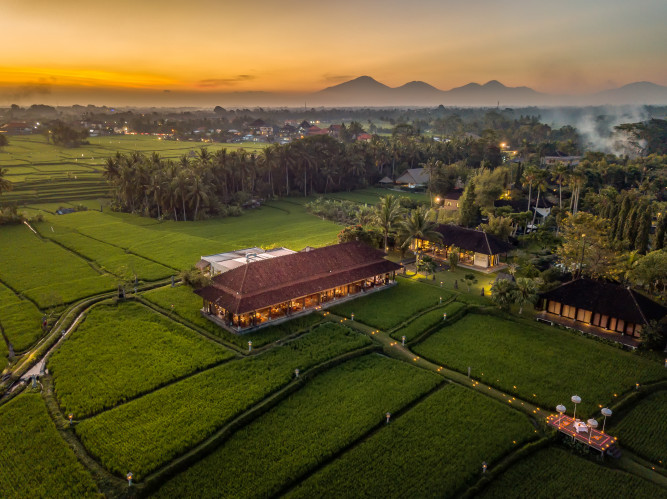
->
[[535, 312, 640, 349], [546, 413, 618, 454]]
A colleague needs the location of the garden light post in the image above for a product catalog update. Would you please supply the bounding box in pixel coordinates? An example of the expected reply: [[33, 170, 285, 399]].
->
[[571, 395, 581, 420], [402, 335, 406, 346], [443, 312, 447, 321], [248, 341, 252, 352], [68, 413, 73, 426], [439, 296, 442, 304], [294, 368, 299, 378], [127, 472, 133, 487], [556, 405, 566, 428], [601, 408, 612, 433], [587, 419, 598, 447], [386, 412, 391, 424], [351, 313, 354, 321], [482, 461, 487, 473]]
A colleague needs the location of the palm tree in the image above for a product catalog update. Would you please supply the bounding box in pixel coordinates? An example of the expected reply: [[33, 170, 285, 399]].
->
[[491, 278, 515, 311], [530, 170, 548, 228], [172, 166, 191, 221], [0, 168, 14, 197], [512, 277, 541, 314], [552, 162, 568, 209], [374, 194, 403, 251], [421, 158, 443, 207], [522, 165, 538, 212], [399, 207, 443, 265], [188, 173, 210, 221]]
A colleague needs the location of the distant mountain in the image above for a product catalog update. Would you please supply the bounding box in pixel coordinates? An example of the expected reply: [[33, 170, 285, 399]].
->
[[310, 76, 548, 107], [589, 82, 667, 105]]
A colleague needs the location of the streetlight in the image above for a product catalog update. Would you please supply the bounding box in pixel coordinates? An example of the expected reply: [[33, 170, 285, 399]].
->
[[248, 341, 252, 352], [386, 412, 391, 424], [556, 404, 566, 428], [601, 407, 612, 433], [587, 419, 598, 446], [571, 395, 581, 420]]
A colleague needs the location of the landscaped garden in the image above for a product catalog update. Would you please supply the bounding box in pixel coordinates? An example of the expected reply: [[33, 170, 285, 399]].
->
[[413, 313, 667, 416]]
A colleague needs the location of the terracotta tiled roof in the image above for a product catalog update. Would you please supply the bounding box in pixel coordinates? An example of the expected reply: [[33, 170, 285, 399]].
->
[[540, 278, 667, 325], [195, 242, 402, 314], [434, 224, 513, 255]]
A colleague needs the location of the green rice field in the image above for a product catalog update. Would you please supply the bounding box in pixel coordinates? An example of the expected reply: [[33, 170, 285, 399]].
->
[[613, 391, 667, 465], [413, 314, 667, 416]]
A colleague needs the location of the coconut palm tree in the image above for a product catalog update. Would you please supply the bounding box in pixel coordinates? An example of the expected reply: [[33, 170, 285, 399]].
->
[[399, 207, 443, 265], [491, 278, 516, 311], [522, 165, 538, 212], [512, 277, 542, 314], [552, 162, 568, 209], [374, 194, 403, 251], [530, 170, 548, 228]]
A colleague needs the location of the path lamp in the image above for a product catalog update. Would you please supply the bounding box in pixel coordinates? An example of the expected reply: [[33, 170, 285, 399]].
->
[[386, 412, 391, 424], [402, 335, 406, 346], [68, 413, 73, 426], [571, 395, 581, 421], [556, 405, 566, 428], [126, 472, 133, 487], [587, 419, 598, 447], [294, 368, 300, 378], [482, 461, 487, 473], [443, 313, 447, 321], [439, 296, 442, 304], [636, 383, 639, 390], [248, 341, 252, 352], [351, 313, 354, 321], [601, 408, 612, 433]]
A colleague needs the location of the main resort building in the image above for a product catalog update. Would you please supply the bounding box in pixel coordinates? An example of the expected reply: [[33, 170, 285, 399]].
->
[[195, 242, 402, 332], [412, 224, 513, 270]]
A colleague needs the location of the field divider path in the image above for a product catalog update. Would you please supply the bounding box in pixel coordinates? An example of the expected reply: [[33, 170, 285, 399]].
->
[[136, 344, 381, 496], [325, 312, 547, 423], [0, 279, 172, 399]]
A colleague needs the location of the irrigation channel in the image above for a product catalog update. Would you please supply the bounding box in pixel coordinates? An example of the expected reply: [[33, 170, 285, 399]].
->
[[1, 286, 666, 498]]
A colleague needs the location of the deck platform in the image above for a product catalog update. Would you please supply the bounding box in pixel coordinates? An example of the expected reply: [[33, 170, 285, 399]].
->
[[546, 413, 619, 455]]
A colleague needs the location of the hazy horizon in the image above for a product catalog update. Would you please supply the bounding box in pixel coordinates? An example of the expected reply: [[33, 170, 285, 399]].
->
[[2, 0, 667, 107]]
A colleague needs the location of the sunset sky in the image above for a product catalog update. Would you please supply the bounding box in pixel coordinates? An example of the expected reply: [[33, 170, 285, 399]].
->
[[2, 0, 666, 106]]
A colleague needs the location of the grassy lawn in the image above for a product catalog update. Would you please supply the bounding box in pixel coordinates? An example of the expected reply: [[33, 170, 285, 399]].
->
[[480, 447, 667, 498], [48, 301, 234, 417], [612, 391, 667, 465], [412, 266, 498, 300], [76, 323, 371, 480], [413, 313, 667, 417], [289, 383, 535, 498], [0, 391, 99, 498], [331, 277, 453, 331], [154, 354, 442, 498], [142, 284, 326, 348]]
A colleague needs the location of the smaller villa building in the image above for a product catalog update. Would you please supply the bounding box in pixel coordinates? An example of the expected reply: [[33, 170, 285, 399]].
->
[[412, 224, 513, 270], [538, 279, 667, 341], [195, 242, 402, 332]]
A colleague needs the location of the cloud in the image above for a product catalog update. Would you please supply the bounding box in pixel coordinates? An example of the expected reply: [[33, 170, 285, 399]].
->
[[197, 75, 256, 88], [322, 73, 353, 83], [4, 78, 54, 101]]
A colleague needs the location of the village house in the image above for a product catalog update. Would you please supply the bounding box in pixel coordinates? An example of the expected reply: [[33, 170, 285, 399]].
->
[[537, 278, 667, 346], [440, 189, 463, 210], [396, 168, 430, 189], [195, 242, 402, 332], [412, 224, 513, 270], [541, 153, 582, 167]]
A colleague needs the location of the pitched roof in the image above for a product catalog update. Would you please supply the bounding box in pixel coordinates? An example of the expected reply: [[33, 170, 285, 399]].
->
[[444, 189, 463, 200], [396, 168, 430, 185], [434, 224, 513, 255], [195, 242, 402, 315], [540, 278, 667, 325], [378, 176, 394, 184]]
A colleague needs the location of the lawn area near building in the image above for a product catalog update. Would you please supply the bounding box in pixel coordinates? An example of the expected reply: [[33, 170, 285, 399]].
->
[[0, 392, 99, 498], [612, 391, 667, 466], [413, 313, 667, 417], [330, 277, 453, 330], [48, 301, 234, 417], [289, 383, 535, 498], [480, 447, 666, 498], [154, 354, 442, 498]]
